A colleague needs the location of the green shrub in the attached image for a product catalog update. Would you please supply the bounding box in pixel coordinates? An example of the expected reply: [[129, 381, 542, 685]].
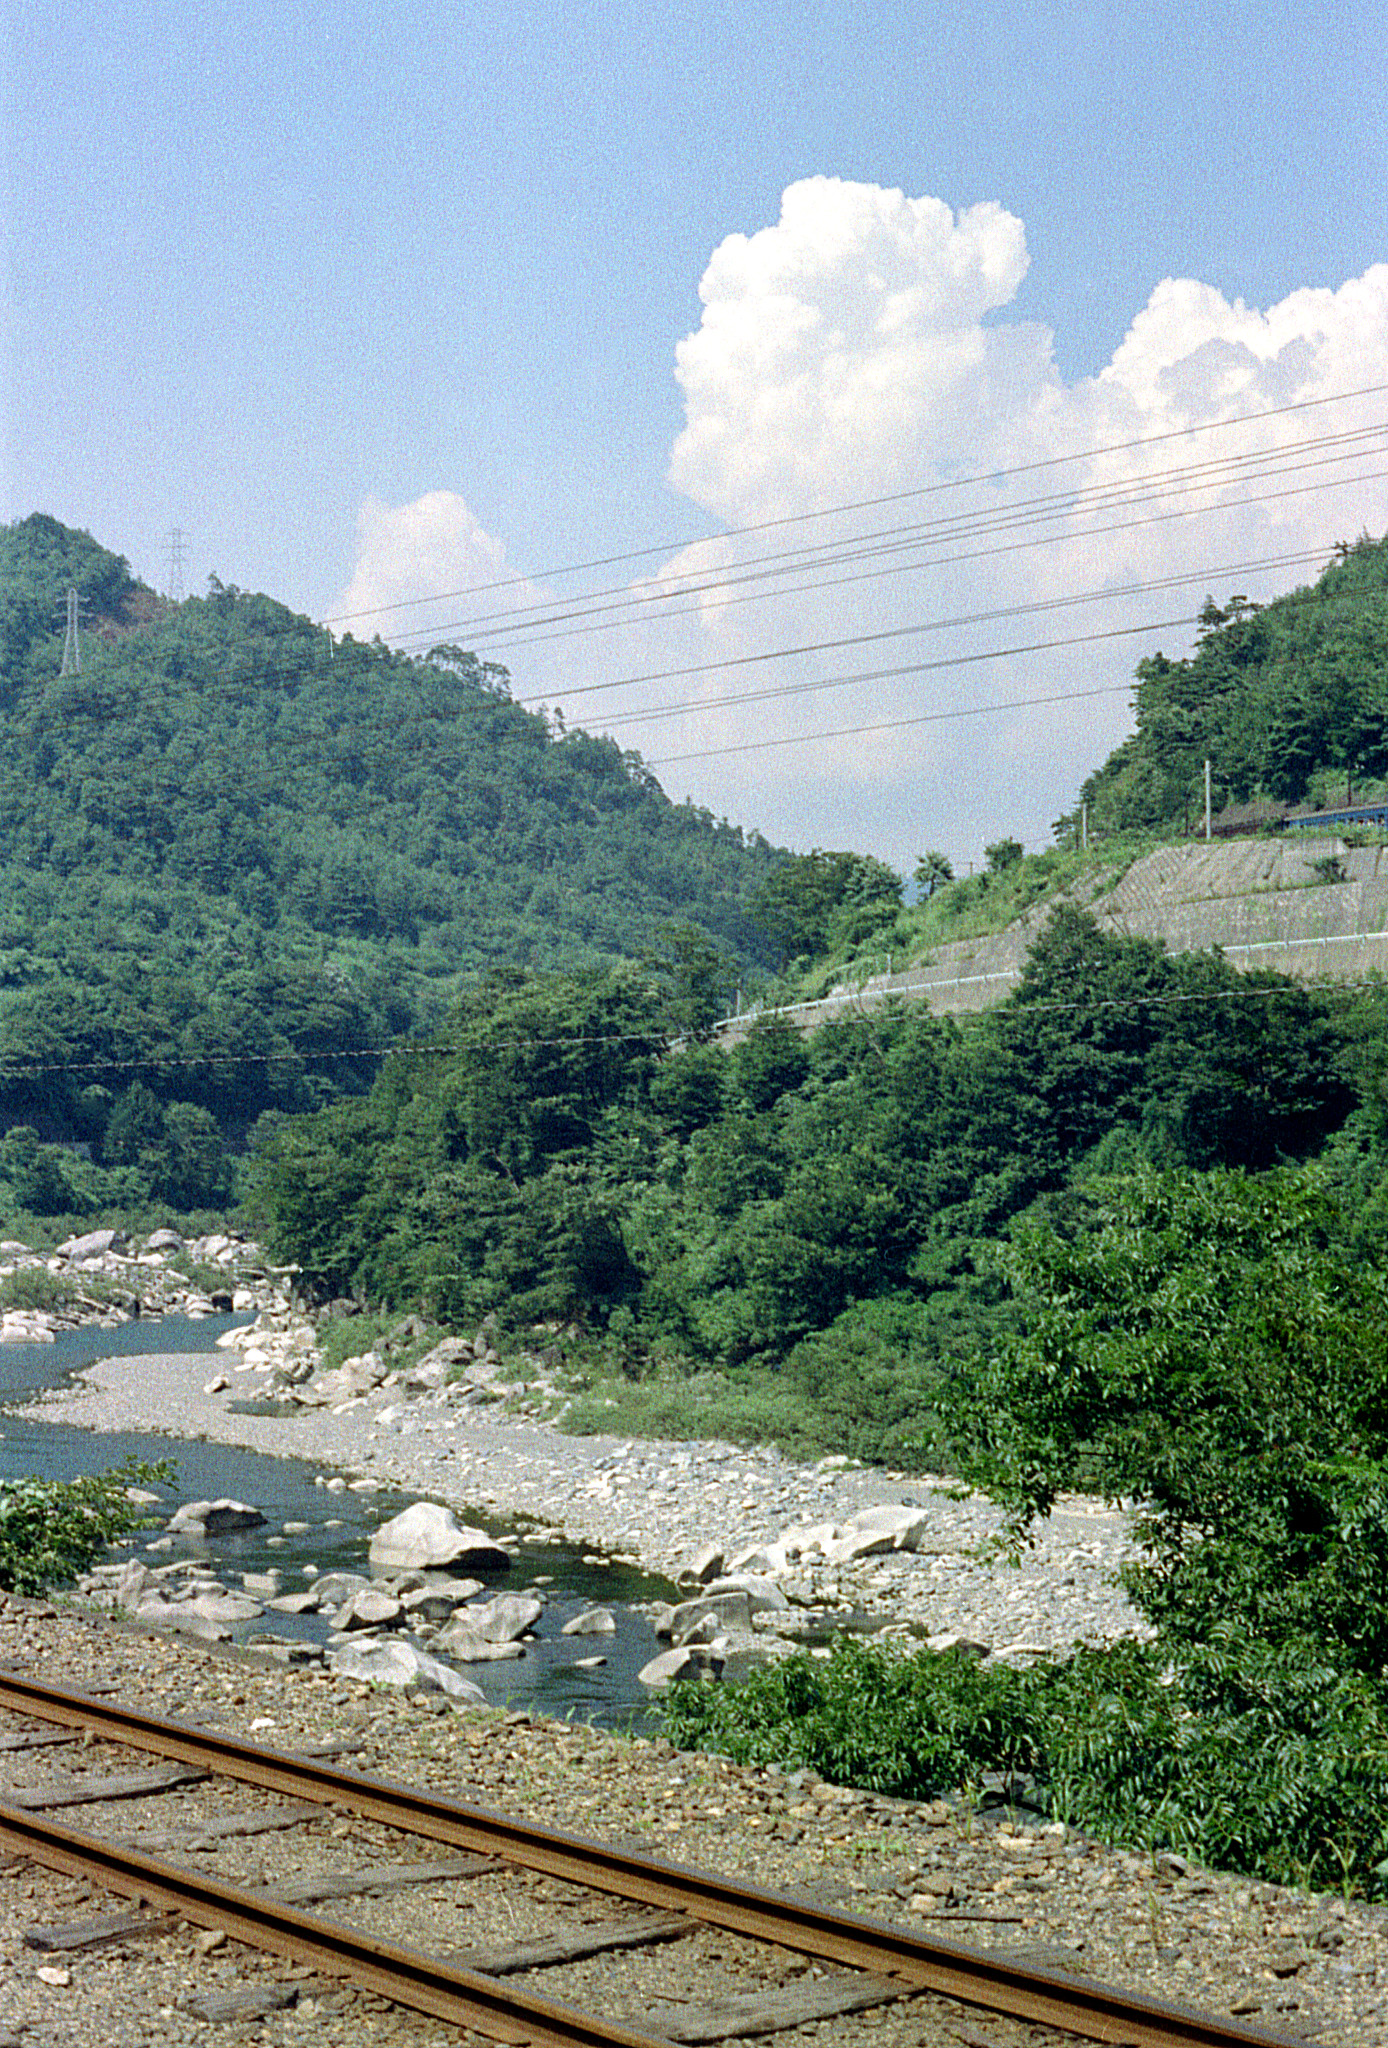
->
[[665, 1630, 1388, 1897], [0, 1460, 173, 1595], [0, 1268, 82, 1314], [947, 1167, 1388, 1675], [665, 1636, 1032, 1797], [165, 1252, 233, 1295]]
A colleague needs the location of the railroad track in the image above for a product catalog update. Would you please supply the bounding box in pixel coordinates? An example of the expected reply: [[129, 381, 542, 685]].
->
[[0, 1672, 1305, 2048]]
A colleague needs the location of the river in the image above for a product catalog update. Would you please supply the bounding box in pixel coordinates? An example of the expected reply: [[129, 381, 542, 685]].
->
[[0, 1315, 674, 1726]]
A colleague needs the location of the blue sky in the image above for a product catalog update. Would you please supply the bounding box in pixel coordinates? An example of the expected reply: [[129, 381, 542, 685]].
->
[[5, 1, 1386, 870]]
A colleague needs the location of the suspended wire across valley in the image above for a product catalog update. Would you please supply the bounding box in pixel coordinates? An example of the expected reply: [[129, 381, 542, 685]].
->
[[0, 972, 1382, 1085], [320, 377, 1388, 630]]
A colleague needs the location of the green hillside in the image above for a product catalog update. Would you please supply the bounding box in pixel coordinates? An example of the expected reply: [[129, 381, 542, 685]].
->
[[0, 514, 783, 1208], [1066, 530, 1388, 834]]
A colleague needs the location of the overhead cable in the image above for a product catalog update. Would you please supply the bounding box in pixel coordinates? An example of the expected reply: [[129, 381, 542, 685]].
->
[[321, 378, 1388, 628]]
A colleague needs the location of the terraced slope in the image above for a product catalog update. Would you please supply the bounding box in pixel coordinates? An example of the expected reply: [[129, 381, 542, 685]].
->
[[753, 837, 1388, 1028]]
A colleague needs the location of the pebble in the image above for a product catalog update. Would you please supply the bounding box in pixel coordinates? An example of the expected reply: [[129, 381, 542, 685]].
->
[[0, 1590, 1383, 2045]]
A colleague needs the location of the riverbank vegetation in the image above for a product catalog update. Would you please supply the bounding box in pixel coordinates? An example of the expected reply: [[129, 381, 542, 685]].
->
[[245, 898, 1388, 1895], [247, 905, 1377, 1453], [666, 1168, 1388, 1898], [0, 1460, 170, 1596]]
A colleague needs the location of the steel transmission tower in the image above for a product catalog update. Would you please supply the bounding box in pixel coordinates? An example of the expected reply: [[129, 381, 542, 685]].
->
[[166, 527, 187, 602], [60, 589, 81, 676]]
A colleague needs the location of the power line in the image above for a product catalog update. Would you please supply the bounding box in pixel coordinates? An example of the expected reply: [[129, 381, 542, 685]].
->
[[41, 458, 1374, 781], [385, 441, 1388, 670], [321, 376, 1388, 629], [647, 675, 1151, 768], [31, 437, 1385, 754], [21, 564, 1388, 810], [389, 420, 1388, 654], [546, 547, 1335, 727], [0, 968, 1381, 1084]]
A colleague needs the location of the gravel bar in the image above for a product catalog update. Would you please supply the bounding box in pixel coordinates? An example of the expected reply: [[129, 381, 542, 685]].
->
[[32, 1345, 1144, 1658]]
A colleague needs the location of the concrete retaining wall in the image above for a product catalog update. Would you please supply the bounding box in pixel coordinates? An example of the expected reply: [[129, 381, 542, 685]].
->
[[724, 838, 1388, 1035]]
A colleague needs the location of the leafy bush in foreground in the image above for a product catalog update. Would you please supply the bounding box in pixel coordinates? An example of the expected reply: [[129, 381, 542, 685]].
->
[[0, 1460, 171, 1596], [665, 1632, 1388, 1896], [947, 1167, 1388, 1675]]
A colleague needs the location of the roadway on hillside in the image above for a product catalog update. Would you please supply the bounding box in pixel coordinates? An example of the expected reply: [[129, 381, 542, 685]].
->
[[726, 836, 1388, 1036]]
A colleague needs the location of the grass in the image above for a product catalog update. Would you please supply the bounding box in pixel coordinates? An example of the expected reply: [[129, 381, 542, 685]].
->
[[553, 1351, 946, 1471], [793, 831, 1183, 1004], [0, 1267, 87, 1315], [315, 1307, 447, 1376], [559, 1361, 820, 1450], [165, 1252, 234, 1295]]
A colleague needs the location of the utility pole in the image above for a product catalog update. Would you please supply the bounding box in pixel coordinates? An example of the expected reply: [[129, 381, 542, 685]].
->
[[1204, 758, 1212, 841], [165, 527, 187, 602], [60, 589, 81, 676], [1081, 802, 1088, 851]]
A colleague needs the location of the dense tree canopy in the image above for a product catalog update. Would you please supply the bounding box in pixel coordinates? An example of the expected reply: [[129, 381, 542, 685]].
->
[[248, 910, 1373, 1468], [1066, 532, 1388, 833], [0, 515, 785, 1213], [750, 848, 902, 966], [949, 1168, 1388, 1671]]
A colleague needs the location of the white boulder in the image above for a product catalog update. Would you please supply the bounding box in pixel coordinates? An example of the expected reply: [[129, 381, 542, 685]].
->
[[638, 1647, 704, 1690], [368, 1503, 511, 1573], [466, 1592, 543, 1642], [168, 1499, 267, 1537], [329, 1637, 486, 1700], [561, 1608, 616, 1636], [333, 1587, 403, 1630], [56, 1228, 129, 1261]]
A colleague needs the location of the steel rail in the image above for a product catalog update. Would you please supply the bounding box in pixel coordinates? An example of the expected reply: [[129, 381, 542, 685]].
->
[[0, 1672, 1304, 2048], [0, 1796, 674, 2048]]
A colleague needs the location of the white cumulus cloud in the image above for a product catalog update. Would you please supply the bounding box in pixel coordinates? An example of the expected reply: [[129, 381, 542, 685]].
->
[[334, 491, 547, 657], [671, 178, 1050, 522], [638, 179, 1388, 870], [339, 184, 1388, 877]]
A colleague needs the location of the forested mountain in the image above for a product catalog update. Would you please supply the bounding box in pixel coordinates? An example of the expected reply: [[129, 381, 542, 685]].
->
[[0, 514, 783, 1208], [1066, 530, 1388, 833]]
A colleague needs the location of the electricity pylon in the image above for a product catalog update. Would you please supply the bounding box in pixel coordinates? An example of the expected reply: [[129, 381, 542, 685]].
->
[[60, 588, 81, 676]]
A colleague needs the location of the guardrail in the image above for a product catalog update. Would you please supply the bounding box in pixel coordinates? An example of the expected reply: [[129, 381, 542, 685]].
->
[[718, 927, 1388, 1034]]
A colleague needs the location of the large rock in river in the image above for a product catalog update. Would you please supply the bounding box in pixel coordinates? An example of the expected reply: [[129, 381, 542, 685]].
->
[[329, 1636, 486, 1701], [466, 1592, 543, 1642], [368, 1503, 510, 1573], [168, 1499, 267, 1537]]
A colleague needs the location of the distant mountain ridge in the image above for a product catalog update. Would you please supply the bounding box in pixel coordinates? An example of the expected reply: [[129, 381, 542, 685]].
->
[[0, 514, 784, 1208]]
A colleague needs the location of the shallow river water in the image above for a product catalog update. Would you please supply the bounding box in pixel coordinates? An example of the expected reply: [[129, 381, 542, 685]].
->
[[0, 1316, 676, 1727]]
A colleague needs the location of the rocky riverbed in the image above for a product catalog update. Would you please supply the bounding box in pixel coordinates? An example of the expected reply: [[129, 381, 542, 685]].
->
[[0, 1226, 264, 1344], [20, 1246, 1149, 1684]]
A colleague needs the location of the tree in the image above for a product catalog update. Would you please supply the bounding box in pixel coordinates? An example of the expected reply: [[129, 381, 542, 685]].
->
[[948, 1168, 1388, 1674], [983, 837, 1023, 875], [750, 851, 901, 965], [913, 850, 954, 900], [645, 921, 735, 1041]]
